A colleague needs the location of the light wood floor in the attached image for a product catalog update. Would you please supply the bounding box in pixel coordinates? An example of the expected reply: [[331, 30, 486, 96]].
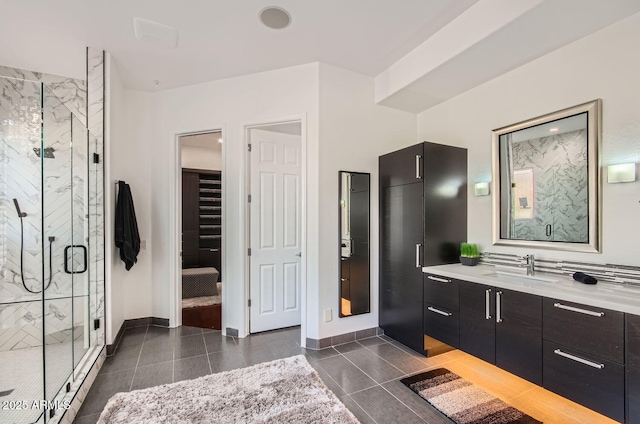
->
[[420, 349, 619, 424]]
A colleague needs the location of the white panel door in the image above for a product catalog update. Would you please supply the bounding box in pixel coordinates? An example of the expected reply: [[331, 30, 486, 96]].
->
[[249, 129, 301, 333]]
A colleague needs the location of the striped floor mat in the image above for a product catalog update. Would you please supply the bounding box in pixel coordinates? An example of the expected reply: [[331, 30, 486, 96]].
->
[[401, 368, 542, 424]]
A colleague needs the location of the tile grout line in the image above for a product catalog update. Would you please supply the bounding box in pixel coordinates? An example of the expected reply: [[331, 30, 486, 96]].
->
[[337, 348, 427, 424], [338, 350, 389, 392], [378, 381, 431, 424], [377, 347, 462, 423], [344, 342, 449, 423], [127, 325, 149, 392], [357, 342, 411, 377], [171, 330, 176, 383], [344, 393, 380, 424], [202, 330, 212, 374], [232, 336, 248, 367]]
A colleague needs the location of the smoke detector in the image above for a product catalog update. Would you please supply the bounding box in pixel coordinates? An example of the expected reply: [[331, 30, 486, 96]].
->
[[259, 7, 292, 30]]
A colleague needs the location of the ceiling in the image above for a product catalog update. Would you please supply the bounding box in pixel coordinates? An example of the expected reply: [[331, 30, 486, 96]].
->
[[1, 0, 638, 112], [0, 0, 478, 91]]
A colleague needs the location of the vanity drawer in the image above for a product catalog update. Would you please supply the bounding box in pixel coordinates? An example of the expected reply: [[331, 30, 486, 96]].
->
[[543, 340, 624, 422], [424, 302, 459, 348], [543, 298, 624, 364], [424, 274, 459, 311]]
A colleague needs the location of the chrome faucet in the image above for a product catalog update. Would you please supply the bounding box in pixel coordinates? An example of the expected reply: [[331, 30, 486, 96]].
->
[[523, 254, 535, 275]]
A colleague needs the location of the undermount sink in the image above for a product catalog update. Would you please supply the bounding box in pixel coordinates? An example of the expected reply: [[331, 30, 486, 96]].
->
[[482, 270, 559, 284]]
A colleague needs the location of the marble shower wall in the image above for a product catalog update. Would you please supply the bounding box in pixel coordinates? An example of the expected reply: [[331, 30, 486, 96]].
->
[[0, 62, 104, 352], [0, 66, 86, 126], [511, 129, 588, 242], [87, 47, 105, 347]]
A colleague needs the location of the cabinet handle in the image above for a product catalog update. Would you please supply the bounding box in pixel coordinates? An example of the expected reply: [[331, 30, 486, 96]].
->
[[546, 224, 552, 237], [553, 302, 605, 317], [553, 349, 605, 369], [415, 244, 422, 268], [427, 275, 451, 283], [416, 155, 422, 179], [496, 291, 503, 323], [209, 248, 219, 252], [427, 306, 452, 317], [341, 278, 348, 282], [485, 289, 492, 320]]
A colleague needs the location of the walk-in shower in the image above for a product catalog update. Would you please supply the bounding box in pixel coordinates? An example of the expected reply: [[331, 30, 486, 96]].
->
[[0, 75, 105, 423]]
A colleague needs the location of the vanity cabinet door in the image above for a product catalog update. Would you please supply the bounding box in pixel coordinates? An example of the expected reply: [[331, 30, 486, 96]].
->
[[495, 288, 542, 385], [627, 314, 640, 423], [459, 281, 495, 364]]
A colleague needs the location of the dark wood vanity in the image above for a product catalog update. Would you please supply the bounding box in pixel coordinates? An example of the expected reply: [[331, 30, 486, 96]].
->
[[422, 271, 633, 422]]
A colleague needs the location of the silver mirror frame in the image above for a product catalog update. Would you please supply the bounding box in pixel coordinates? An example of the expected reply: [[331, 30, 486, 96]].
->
[[491, 99, 602, 253]]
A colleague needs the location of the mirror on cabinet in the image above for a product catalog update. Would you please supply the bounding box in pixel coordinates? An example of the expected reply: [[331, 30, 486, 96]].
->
[[492, 99, 602, 253], [339, 171, 370, 317]]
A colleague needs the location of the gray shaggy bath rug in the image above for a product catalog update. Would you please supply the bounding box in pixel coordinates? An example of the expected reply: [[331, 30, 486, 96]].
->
[[97, 355, 359, 423]]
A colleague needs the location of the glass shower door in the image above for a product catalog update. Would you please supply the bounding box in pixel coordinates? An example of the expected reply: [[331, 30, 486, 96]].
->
[[0, 75, 103, 423], [41, 85, 90, 420], [41, 84, 73, 414]]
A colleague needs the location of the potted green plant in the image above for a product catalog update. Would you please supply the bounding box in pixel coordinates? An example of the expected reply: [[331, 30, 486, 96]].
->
[[460, 242, 481, 266]]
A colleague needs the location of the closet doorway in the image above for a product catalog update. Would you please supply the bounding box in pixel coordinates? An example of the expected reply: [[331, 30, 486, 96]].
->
[[179, 131, 223, 330]]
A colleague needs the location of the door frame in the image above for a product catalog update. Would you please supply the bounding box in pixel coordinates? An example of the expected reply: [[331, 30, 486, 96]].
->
[[244, 115, 307, 344], [170, 128, 225, 329]]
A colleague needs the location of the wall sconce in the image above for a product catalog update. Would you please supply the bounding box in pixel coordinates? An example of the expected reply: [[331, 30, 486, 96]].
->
[[474, 182, 490, 196], [607, 163, 636, 183]]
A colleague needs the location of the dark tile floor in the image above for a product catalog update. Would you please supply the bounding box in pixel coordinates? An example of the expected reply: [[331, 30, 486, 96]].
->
[[73, 325, 452, 424]]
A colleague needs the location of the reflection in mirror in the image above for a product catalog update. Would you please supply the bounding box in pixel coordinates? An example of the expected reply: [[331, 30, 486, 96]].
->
[[492, 100, 601, 253], [339, 171, 370, 317]]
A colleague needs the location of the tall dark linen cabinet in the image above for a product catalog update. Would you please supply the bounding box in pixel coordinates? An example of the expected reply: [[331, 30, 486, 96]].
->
[[379, 142, 467, 355]]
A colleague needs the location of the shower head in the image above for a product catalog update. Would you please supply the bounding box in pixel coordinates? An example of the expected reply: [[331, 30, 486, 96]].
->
[[13, 198, 27, 218], [33, 147, 55, 159]]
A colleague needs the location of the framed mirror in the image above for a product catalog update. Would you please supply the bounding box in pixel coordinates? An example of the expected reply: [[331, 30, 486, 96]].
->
[[339, 171, 370, 317], [492, 99, 602, 253]]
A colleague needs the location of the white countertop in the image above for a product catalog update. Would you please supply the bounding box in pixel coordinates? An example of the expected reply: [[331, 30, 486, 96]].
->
[[423, 263, 640, 316]]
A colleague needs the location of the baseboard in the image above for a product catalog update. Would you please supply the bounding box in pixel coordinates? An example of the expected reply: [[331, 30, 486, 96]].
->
[[152, 317, 170, 327], [305, 327, 384, 350], [107, 317, 170, 356], [106, 322, 126, 356]]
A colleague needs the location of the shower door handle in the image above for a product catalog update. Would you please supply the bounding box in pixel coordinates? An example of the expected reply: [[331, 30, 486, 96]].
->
[[64, 245, 88, 274]]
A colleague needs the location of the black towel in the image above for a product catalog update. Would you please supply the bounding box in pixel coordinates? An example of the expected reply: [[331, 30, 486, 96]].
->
[[573, 272, 597, 285], [115, 181, 141, 270]]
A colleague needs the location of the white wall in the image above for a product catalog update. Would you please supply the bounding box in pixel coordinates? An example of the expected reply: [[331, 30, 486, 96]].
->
[[416, 13, 640, 266], [316, 63, 416, 339], [149, 63, 320, 337], [181, 146, 222, 170], [106, 60, 154, 330], [105, 54, 125, 343]]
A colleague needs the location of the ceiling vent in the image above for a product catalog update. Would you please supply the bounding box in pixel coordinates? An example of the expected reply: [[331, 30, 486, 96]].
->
[[259, 7, 291, 30], [133, 17, 179, 49]]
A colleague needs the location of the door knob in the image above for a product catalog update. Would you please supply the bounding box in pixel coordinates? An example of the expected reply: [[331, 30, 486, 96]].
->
[[295, 252, 302, 257]]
